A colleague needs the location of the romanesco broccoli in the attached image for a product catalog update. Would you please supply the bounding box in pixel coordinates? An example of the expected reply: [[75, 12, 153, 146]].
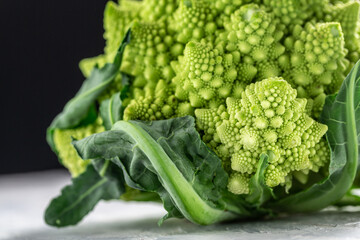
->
[[55, 0, 360, 196], [195, 77, 329, 194], [46, 0, 360, 227]]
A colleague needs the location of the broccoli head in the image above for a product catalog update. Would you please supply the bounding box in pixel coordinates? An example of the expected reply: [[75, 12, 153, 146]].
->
[[196, 77, 329, 195]]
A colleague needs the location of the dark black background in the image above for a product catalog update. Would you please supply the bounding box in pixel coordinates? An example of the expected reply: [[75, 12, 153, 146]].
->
[[0, 1, 108, 174]]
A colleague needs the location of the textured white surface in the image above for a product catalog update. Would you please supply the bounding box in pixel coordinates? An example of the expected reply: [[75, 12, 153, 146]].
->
[[1, 170, 360, 240]]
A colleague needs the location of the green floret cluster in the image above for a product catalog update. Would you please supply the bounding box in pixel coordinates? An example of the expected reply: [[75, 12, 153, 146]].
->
[[172, 41, 248, 108], [139, 0, 177, 22], [262, 0, 310, 30], [282, 22, 348, 117], [124, 80, 194, 121], [121, 21, 179, 89], [170, 0, 218, 44], [224, 4, 286, 78], [169, 2, 355, 116], [53, 0, 359, 191], [53, 118, 105, 177], [195, 78, 329, 194]]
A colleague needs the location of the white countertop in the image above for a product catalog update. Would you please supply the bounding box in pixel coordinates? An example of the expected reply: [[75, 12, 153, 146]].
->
[[1, 170, 360, 240]]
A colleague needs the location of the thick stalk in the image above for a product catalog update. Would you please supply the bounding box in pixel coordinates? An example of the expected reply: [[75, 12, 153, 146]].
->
[[114, 121, 237, 224]]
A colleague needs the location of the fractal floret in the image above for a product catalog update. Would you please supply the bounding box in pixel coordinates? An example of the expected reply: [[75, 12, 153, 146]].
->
[[121, 21, 178, 88], [223, 4, 285, 80], [170, 0, 218, 43], [52, 118, 105, 177], [282, 22, 348, 117], [195, 78, 329, 194], [46, 0, 360, 228], [124, 80, 194, 121], [172, 41, 247, 108]]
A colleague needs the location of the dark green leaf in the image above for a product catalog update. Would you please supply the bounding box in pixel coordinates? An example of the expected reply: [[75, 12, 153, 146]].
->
[[268, 60, 360, 212], [44, 163, 125, 227], [46, 30, 131, 152], [73, 116, 251, 225], [50, 30, 131, 130]]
